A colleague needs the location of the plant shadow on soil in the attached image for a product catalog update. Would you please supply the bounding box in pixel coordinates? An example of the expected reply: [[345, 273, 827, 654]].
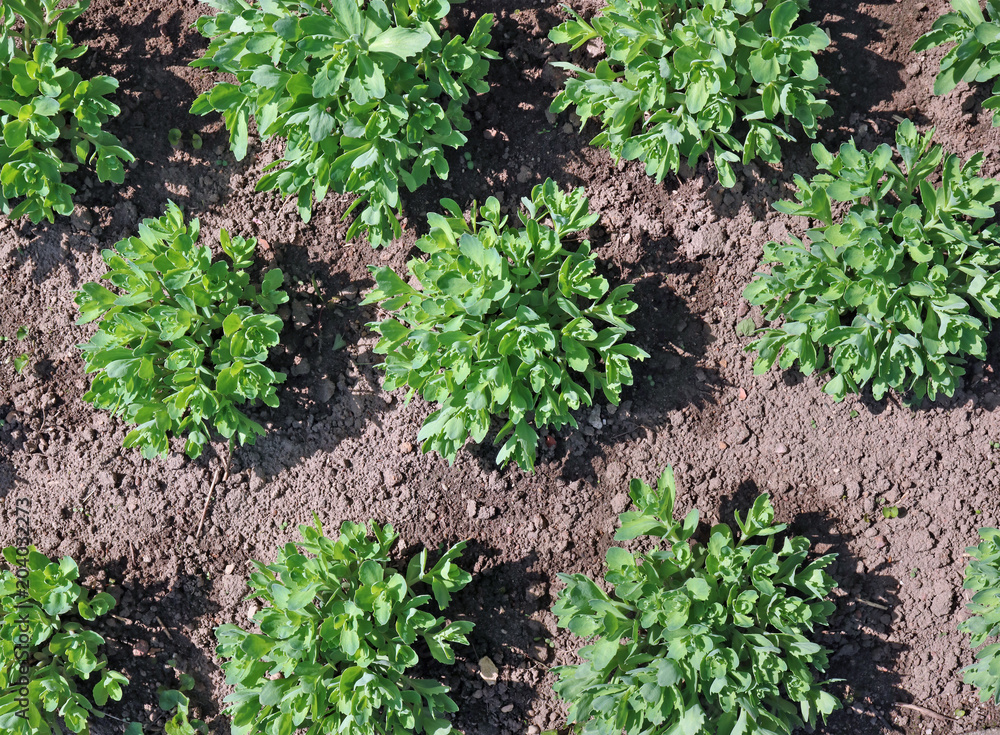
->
[[75, 6, 237, 217], [88, 556, 224, 734], [411, 540, 549, 733], [718, 481, 906, 735]]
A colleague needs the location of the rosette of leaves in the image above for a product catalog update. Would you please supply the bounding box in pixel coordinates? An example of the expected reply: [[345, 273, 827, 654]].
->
[[547, 0, 830, 187], [363, 179, 649, 471], [958, 527, 1000, 703], [0, 547, 130, 735], [215, 516, 474, 735], [0, 0, 134, 223], [913, 0, 1000, 125], [743, 120, 1000, 403], [552, 467, 840, 735], [74, 202, 289, 460], [189, 0, 496, 247]]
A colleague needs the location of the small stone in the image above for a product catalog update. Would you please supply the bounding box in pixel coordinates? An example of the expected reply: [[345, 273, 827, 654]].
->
[[727, 421, 751, 445], [516, 165, 532, 184], [718, 441, 729, 450], [467, 499, 478, 518], [314, 379, 335, 403], [587, 406, 602, 430], [529, 643, 550, 662], [291, 300, 311, 329], [132, 640, 150, 656], [738, 388, 747, 401], [610, 493, 630, 514], [479, 656, 499, 685], [400, 441, 414, 454], [872, 535, 887, 549], [963, 95, 977, 112], [224, 564, 235, 575], [930, 590, 954, 618], [477, 505, 497, 520], [501, 704, 514, 714], [383, 470, 403, 488], [775, 443, 789, 455], [71, 207, 95, 231], [425, 511, 438, 522]]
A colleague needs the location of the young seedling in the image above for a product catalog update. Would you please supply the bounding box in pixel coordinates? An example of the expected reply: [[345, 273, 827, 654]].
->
[[913, 0, 1000, 123], [0, 547, 130, 734], [744, 120, 1000, 403], [364, 179, 648, 470], [0, 0, 134, 223], [215, 516, 474, 735], [552, 467, 841, 735], [74, 202, 289, 459], [548, 0, 831, 187], [189, 0, 497, 246]]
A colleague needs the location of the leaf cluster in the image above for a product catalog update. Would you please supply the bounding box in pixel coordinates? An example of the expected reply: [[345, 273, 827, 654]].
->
[[744, 120, 1000, 403], [363, 179, 648, 471], [74, 202, 289, 460], [552, 468, 840, 735], [215, 516, 474, 735], [548, 0, 830, 187], [0, 547, 129, 735], [913, 0, 1000, 125], [959, 527, 1000, 703], [190, 0, 496, 246], [0, 0, 134, 223]]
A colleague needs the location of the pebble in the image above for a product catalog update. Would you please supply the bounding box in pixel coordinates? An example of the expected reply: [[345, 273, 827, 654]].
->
[[314, 379, 335, 403], [501, 704, 514, 714], [479, 656, 499, 685], [610, 493, 630, 514], [400, 441, 413, 454], [426, 511, 438, 522], [587, 406, 602, 430], [224, 564, 235, 574], [467, 499, 478, 518], [775, 443, 789, 455]]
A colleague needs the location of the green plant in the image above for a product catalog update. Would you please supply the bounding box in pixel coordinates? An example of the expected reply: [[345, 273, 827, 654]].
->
[[913, 0, 1000, 125], [958, 527, 1000, 703], [743, 119, 1000, 403], [0, 0, 134, 223], [552, 467, 840, 735], [547, 0, 830, 187], [0, 547, 130, 735], [157, 661, 207, 735], [189, 0, 496, 247], [74, 201, 289, 460], [363, 179, 648, 471], [215, 516, 474, 735]]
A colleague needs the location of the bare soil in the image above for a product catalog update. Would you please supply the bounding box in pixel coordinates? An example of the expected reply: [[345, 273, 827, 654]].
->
[[4, 0, 1000, 733]]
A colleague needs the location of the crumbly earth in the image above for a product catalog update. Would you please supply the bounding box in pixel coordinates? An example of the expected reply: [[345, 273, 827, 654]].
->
[[3, 0, 1000, 733]]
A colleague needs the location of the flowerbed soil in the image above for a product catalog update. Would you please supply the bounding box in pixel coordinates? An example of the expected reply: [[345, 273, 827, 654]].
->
[[3, 0, 1000, 733]]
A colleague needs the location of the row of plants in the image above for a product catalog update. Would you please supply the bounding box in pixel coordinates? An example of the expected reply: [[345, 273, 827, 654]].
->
[[5, 467, 1000, 735], [5, 0, 1000, 472]]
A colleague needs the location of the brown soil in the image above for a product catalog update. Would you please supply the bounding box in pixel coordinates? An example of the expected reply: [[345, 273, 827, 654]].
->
[[3, 0, 1000, 733]]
